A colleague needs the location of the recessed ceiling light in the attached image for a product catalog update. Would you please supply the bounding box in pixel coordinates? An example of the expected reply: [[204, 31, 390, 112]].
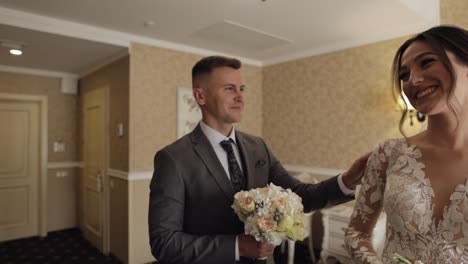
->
[[1, 40, 25, 56], [10, 49, 22, 55]]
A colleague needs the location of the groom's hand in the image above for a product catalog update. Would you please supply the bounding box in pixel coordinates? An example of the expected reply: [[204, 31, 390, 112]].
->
[[341, 152, 371, 189], [238, 234, 275, 259]]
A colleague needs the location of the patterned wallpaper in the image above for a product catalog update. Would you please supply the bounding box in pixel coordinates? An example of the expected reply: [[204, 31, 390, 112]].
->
[[129, 43, 263, 172], [79, 56, 129, 172], [0, 71, 77, 162], [262, 37, 425, 169], [441, 0, 468, 27]]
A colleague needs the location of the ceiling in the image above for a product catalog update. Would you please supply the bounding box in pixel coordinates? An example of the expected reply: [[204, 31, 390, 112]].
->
[[0, 24, 125, 74], [0, 0, 440, 74]]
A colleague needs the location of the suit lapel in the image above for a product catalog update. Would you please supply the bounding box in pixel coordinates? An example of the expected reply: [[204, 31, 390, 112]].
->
[[191, 125, 235, 201], [236, 132, 257, 190]]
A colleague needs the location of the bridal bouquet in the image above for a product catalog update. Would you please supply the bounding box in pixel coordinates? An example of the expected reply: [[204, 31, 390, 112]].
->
[[392, 253, 424, 264], [231, 183, 306, 246]]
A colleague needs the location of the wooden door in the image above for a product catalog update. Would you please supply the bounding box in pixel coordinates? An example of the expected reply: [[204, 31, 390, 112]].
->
[[0, 100, 39, 242], [82, 87, 108, 252]]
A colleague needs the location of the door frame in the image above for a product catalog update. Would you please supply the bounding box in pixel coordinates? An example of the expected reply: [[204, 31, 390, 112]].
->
[[81, 86, 110, 253], [0, 93, 48, 237]]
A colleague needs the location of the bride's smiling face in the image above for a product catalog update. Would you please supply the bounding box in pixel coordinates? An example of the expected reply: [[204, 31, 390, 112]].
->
[[399, 40, 468, 116]]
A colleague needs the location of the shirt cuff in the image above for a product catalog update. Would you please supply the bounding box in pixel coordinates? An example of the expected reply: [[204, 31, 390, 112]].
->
[[235, 235, 239, 261], [337, 173, 355, 196]]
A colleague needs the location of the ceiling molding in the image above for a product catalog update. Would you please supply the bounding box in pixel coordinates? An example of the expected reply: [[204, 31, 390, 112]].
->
[[0, 6, 263, 67], [0, 64, 78, 78], [79, 49, 129, 78]]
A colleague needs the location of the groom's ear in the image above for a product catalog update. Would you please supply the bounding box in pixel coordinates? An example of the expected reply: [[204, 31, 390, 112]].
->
[[193, 88, 205, 106]]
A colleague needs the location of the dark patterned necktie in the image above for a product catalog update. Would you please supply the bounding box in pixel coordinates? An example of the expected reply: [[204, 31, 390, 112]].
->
[[220, 139, 244, 193]]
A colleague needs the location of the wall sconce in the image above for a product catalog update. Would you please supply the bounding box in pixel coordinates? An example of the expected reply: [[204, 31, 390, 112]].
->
[[0, 40, 24, 56], [408, 109, 426, 126], [402, 93, 425, 126]]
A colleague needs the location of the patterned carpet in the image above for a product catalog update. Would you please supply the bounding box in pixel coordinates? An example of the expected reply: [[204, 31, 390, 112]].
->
[[0, 228, 122, 264]]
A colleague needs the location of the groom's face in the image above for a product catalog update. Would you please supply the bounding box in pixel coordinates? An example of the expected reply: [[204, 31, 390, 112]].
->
[[200, 66, 245, 126]]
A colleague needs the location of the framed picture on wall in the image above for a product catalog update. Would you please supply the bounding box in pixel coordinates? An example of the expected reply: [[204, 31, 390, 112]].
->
[[177, 87, 201, 139]]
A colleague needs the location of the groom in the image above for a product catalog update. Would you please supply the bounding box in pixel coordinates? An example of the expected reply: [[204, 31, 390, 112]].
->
[[148, 55, 369, 264]]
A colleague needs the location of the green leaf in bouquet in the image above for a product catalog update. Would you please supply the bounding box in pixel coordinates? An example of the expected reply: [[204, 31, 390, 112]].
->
[[392, 253, 412, 264], [391, 253, 423, 264]]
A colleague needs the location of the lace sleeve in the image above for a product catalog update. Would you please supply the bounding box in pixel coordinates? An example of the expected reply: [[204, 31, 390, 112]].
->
[[344, 142, 388, 264]]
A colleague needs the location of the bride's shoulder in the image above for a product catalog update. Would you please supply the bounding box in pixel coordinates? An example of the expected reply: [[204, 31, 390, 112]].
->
[[370, 138, 408, 162]]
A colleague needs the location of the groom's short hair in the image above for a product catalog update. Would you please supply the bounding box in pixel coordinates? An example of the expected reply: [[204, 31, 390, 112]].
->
[[192, 56, 241, 88]]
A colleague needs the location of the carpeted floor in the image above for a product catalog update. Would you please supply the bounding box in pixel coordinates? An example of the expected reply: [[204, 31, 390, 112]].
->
[[0, 228, 122, 264]]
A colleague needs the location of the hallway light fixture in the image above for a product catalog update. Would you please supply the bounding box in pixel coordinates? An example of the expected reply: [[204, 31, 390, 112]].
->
[[0, 40, 24, 56]]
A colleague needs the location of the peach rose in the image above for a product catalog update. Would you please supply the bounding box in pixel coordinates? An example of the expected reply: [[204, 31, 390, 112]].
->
[[239, 197, 255, 214], [257, 218, 277, 232]]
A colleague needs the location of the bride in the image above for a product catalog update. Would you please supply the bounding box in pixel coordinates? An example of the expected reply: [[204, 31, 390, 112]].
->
[[345, 25, 468, 264]]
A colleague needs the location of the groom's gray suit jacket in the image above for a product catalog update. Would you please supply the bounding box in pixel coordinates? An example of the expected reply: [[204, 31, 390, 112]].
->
[[148, 125, 352, 264]]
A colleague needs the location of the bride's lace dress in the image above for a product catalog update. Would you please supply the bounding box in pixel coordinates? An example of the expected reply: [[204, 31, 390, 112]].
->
[[345, 138, 468, 264]]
